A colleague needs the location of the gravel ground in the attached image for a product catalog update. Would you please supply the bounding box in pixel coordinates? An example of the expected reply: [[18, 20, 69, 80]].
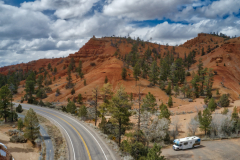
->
[[162, 138, 240, 160]]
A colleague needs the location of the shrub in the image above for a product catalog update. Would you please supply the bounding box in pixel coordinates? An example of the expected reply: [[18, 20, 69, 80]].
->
[[221, 108, 229, 115], [16, 104, 23, 113], [186, 72, 191, 76], [90, 62, 96, 66], [219, 94, 230, 107], [71, 88, 75, 95]]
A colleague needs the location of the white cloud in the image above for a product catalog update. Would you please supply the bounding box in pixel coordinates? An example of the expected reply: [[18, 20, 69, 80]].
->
[[103, 0, 196, 20], [21, 0, 99, 19], [0, 2, 51, 40]]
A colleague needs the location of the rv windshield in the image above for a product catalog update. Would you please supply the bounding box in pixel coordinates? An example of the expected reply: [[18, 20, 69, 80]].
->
[[174, 142, 179, 146]]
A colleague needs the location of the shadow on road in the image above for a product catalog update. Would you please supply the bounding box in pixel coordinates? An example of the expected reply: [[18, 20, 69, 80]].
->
[[42, 136, 51, 140]]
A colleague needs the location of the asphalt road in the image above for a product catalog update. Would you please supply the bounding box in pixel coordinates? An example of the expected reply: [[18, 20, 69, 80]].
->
[[162, 139, 240, 160], [15, 103, 118, 160], [18, 114, 54, 160]]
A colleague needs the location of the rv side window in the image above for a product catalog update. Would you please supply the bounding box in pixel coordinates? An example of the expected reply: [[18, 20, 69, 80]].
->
[[184, 142, 188, 145]]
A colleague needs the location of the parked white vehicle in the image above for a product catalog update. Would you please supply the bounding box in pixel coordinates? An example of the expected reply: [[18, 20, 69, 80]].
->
[[173, 136, 201, 151]]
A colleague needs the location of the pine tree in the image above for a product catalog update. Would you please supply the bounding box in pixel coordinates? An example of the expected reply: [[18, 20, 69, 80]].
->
[[142, 92, 157, 113], [199, 108, 212, 135], [122, 68, 127, 80], [18, 118, 24, 131], [53, 67, 57, 74], [92, 87, 99, 126], [219, 94, 230, 107], [48, 63, 51, 70], [168, 95, 173, 108], [77, 94, 83, 104], [109, 85, 132, 146], [149, 61, 159, 86], [208, 97, 216, 112], [25, 74, 36, 103], [147, 143, 166, 160], [37, 75, 43, 89], [216, 88, 220, 96], [71, 88, 75, 95], [66, 101, 76, 114], [104, 76, 108, 84], [133, 62, 141, 83], [24, 108, 40, 142], [174, 85, 179, 97], [0, 85, 11, 122], [66, 66, 73, 88], [130, 92, 133, 103], [159, 103, 170, 120], [16, 104, 23, 113], [166, 82, 171, 95], [78, 105, 87, 120]]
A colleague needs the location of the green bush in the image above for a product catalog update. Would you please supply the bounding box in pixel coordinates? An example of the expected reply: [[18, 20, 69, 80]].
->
[[219, 94, 230, 107], [16, 104, 23, 113]]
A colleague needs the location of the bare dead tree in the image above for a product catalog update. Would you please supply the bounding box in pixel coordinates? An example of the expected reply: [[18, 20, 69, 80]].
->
[[170, 116, 182, 140], [187, 117, 200, 136], [92, 86, 99, 126]]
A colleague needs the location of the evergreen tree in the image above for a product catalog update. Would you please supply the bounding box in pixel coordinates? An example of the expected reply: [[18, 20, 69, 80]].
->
[[66, 66, 73, 88], [56, 88, 61, 95], [53, 67, 57, 74], [208, 97, 216, 112], [24, 108, 40, 142], [147, 143, 166, 160], [191, 73, 200, 98], [47, 63, 51, 70], [168, 95, 173, 108], [122, 68, 127, 80], [160, 59, 169, 81], [16, 104, 23, 113], [149, 61, 159, 86], [66, 101, 76, 114], [133, 62, 141, 83], [37, 75, 43, 89], [159, 103, 170, 120], [166, 82, 171, 95], [77, 94, 83, 104], [130, 92, 133, 103], [0, 85, 11, 122], [201, 47, 205, 56], [78, 105, 87, 120], [39, 100, 45, 107], [218, 94, 230, 107], [199, 108, 212, 135], [174, 85, 179, 97], [109, 85, 132, 146], [142, 92, 157, 113], [18, 118, 24, 131], [216, 88, 220, 96], [71, 88, 75, 95], [25, 74, 36, 103], [104, 76, 108, 84]]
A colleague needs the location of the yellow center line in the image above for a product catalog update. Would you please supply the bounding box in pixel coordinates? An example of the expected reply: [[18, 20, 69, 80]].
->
[[34, 107, 92, 160]]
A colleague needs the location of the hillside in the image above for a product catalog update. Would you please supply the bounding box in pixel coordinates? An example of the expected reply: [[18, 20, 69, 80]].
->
[[1, 34, 240, 111]]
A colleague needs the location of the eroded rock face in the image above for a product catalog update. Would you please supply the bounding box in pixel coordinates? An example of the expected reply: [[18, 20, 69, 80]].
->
[[70, 38, 109, 59], [210, 55, 223, 63]]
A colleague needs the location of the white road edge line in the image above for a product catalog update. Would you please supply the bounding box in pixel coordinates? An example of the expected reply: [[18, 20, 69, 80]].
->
[[40, 114, 76, 160], [18, 103, 108, 160], [22, 106, 76, 160], [55, 111, 108, 160]]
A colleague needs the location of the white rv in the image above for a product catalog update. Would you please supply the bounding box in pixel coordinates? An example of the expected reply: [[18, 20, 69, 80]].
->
[[173, 136, 201, 151]]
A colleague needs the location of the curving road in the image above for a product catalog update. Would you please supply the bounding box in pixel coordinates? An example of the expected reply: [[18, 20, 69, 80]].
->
[[15, 103, 118, 160], [18, 114, 54, 160]]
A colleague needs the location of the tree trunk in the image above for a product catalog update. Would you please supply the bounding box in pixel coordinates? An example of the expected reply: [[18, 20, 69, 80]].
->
[[94, 90, 98, 126], [138, 85, 141, 142], [119, 118, 121, 146]]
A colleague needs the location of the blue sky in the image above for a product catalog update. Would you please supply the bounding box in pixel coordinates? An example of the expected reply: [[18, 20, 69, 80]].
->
[[0, 0, 240, 67]]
